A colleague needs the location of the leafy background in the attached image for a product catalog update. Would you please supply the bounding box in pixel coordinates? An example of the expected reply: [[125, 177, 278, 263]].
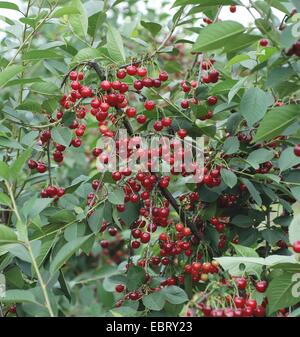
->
[[0, 0, 300, 317]]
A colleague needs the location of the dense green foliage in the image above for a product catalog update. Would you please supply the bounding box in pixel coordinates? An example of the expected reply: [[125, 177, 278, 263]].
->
[[1, 0, 300, 318]]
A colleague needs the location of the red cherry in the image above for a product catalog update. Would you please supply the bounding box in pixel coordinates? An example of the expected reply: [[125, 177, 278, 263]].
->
[[112, 171, 122, 181], [181, 100, 189, 109], [40, 130, 51, 143], [153, 121, 163, 132], [130, 194, 139, 203], [117, 69, 126, 79], [53, 150, 63, 163], [161, 257, 170, 265], [177, 129, 187, 139], [159, 71, 169, 81], [182, 227, 191, 237], [46, 186, 57, 198], [79, 86, 93, 97], [108, 227, 117, 236], [133, 80, 143, 91], [256, 280, 268, 293], [260, 39, 269, 47], [111, 80, 121, 91], [37, 163, 47, 173], [92, 180, 100, 190], [136, 114, 147, 124], [234, 296, 245, 309], [126, 107, 137, 118], [100, 80, 111, 91], [293, 240, 300, 253], [235, 277, 247, 290], [246, 299, 257, 310], [253, 305, 266, 317], [115, 284, 125, 293], [131, 240, 140, 249], [69, 71, 78, 80], [28, 159, 37, 169], [126, 65, 137, 76], [57, 188, 65, 197], [175, 223, 184, 232], [230, 5, 237, 13], [207, 96, 218, 105], [132, 229, 141, 239], [153, 79, 161, 88], [140, 232, 150, 243], [78, 72, 84, 80], [142, 77, 153, 87], [119, 83, 129, 93], [100, 240, 109, 248], [137, 67, 147, 77], [162, 117, 172, 127], [294, 144, 300, 157], [144, 101, 156, 111], [71, 138, 82, 147], [92, 148, 102, 157], [71, 81, 81, 90]]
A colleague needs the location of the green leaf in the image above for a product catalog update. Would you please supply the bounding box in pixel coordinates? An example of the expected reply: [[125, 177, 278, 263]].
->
[[88, 205, 104, 233], [0, 1, 20, 11], [0, 65, 24, 88], [0, 225, 17, 244], [72, 48, 105, 64], [142, 292, 165, 311], [30, 82, 60, 96], [1, 289, 37, 304], [220, 168, 237, 188], [173, 0, 236, 7], [22, 197, 53, 220], [22, 49, 62, 61], [267, 272, 300, 315], [231, 243, 259, 257], [240, 88, 272, 126], [254, 105, 298, 143], [52, 127, 72, 147], [193, 21, 245, 52], [108, 187, 125, 205], [140, 21, 162, 37], [240, 178, 262, 206], [106, 24, 126, 63], [231, 215, 253, 228], [222, 34, 260, 53], [88, 11, 106, 39], [0, 192, 11, 207], [0, 136, 23, 150], [69, 0, 88, 38], [52, 6, 81, 18], [215, 256, 264, 276], [126, 266, 145, 291], [228, 77, 247, 103], [0, 161, 10, 181], [10, 147, 32, 180], [291, 187, 300, 203], [226, 54, 251, 70], [289, 213, 300, 245], [17, 100, 41, 113], [278, 147, 300, 172], [223, 136, 240, 155], [50, 235, 92, 274], [161, 286, 188, 304], [261, 229, 286, 245], [247, 148, 274, 169]]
